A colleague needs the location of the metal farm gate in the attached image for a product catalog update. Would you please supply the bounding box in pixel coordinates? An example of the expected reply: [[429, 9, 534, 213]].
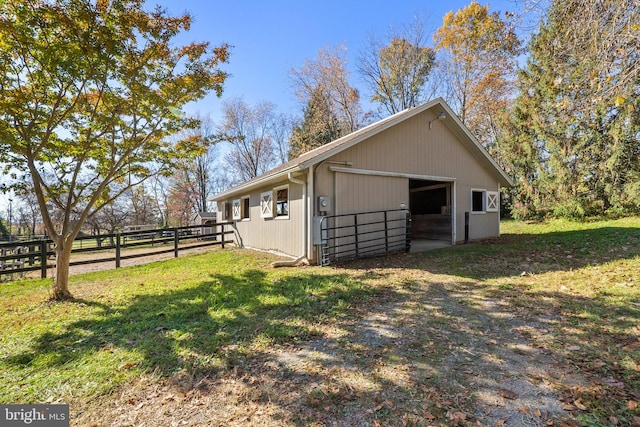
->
[[319, 209, 411, 266]]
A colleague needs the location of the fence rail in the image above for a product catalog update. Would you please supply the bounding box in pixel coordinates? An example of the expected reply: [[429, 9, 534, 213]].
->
[[0, 223, 234, 280], [320, 209, 411, 266]]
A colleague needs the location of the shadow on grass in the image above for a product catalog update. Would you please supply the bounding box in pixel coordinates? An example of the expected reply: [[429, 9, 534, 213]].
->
[[220, 275, 639, 426], [5, 270, 375, 377]]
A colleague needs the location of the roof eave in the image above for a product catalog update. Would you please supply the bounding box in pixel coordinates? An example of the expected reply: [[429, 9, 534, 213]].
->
[[438, 102, 515, 188], [208, 164, 306, 202]]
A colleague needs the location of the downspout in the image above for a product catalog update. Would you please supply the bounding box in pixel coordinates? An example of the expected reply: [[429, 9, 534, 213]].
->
[[307, 165, 314, 262], [272, 172, 308, 267]]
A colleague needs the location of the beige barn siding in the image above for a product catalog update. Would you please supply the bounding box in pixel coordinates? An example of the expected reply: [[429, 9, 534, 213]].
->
[[335, 173, 408, 214], [316, 109, 500, 243], [218, 178, 306, 257], [458, 184, 501, 240]]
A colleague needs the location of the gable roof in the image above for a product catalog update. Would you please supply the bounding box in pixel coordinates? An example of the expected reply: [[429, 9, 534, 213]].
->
[[211, 98, 513, 201]]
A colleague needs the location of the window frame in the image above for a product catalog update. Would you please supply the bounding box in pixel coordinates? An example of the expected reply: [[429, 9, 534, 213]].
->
[[471, 189, 486, 214], [219, 201, 232, 221], [241, 195, 250, 220], [274, 185, 289, 219]]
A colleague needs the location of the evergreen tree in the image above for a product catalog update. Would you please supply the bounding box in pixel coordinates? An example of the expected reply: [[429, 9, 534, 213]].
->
[[289, 45, 363, 158], [503, 0, 640, 218], [289, 87, 341, 159]]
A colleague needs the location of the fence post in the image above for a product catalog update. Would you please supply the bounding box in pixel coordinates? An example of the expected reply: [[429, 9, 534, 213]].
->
[[354, 215, 359, 258], [28, 244, 35, 266], [384, 211, 389, 252], [464, 212, 469, 244], [174, 228, 179, 258], [115, 233, 121, 268], [221, 223, 225, 249], [405, 211, 411, 253], [40, 240, 47, 279]]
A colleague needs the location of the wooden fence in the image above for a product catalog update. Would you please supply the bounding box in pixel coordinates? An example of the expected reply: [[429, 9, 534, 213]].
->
[[0, 223, 234, 280]]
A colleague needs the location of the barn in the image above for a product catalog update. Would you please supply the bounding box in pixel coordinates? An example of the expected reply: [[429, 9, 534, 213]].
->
[[211, 98, 513, 265]]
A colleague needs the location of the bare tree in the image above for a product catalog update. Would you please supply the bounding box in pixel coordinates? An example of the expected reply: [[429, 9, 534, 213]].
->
[[177, 114, 217, 212], [289, 45, 364, 157], [218, 98, 278, 183], [271, 113, 294, 165], [150, 173, 170, 227], [357, 18, 437, 115]]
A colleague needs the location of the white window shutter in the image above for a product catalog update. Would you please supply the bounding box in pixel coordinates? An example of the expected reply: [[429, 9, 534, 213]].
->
[[232, 199, 241, 220], [260, 191, 273, 218], [486, 191, 500, 212]]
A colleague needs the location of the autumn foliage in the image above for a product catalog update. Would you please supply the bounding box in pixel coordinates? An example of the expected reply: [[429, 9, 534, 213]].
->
[[0, 0, 229, 299]]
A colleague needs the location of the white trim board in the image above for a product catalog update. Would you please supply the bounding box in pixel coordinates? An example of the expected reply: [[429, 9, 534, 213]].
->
[[329, 166, 456, 183]]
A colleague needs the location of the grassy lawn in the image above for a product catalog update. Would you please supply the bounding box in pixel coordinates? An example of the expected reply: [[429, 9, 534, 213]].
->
[[0, 217, 638, 426]]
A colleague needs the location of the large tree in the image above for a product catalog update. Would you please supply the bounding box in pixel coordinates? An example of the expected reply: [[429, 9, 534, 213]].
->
[[358, 19, 436, 115], [218, 98, 278, 183], [289, 45, 364, 158], [503, 0, 640, 218], [288, 87, 341, 159], [175, 113, 217, 213], [434, 1, 520, 159], [0, 0, 229, 299]]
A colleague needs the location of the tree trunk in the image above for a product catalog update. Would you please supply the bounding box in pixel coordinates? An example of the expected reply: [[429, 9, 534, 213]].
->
[[51, 240, 74, 301]]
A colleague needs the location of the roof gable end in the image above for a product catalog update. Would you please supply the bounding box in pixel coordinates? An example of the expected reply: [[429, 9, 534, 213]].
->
[[211, 98, 513, 201]]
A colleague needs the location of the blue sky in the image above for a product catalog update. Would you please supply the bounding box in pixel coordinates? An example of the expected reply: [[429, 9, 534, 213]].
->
[[155, 0, 534, 121]]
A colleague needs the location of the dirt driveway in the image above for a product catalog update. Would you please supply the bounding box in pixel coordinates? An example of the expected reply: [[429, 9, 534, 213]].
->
[[78, 258, 587, 427]]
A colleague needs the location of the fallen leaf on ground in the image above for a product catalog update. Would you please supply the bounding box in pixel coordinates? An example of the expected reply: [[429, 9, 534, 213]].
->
[[497, 388, 519, 400], [423, 412, 436, 420], [573, 399, 587, 410], [566, 345, 580, 351], [628, 400, 638, 410]]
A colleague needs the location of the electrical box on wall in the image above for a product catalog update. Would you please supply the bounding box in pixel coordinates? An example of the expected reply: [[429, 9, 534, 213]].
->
[[318, 196, 331, 213]]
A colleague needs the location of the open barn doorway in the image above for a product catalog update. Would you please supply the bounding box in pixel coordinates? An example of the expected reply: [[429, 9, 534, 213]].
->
[[409, 179, 453, 248]]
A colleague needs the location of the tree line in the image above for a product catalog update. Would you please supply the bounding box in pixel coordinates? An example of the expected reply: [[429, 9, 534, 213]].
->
[[0, 0, 638, 299]]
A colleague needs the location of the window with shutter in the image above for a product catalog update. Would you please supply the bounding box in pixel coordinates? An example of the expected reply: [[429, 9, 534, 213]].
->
[[232, 199, 241, 220], [260, 191, 273, 218], [486, 191, 499, 212]]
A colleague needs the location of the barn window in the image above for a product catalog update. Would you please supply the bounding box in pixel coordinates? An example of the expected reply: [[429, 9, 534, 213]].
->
[[275, 186, 289, 217], [260, 191, 273, 218], [232, 199, 241, 220], [471, 190, 485, 213], [220, 201, 232, 221], [486, 191, 500, 212], [242, 196, 250, 220]]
